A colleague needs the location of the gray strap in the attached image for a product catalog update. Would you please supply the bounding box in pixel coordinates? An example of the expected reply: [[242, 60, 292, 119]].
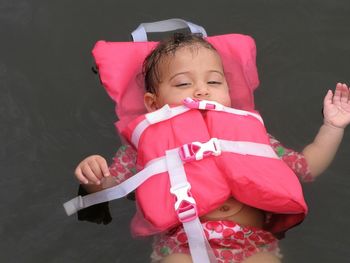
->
[[131, 18, 207, 42]]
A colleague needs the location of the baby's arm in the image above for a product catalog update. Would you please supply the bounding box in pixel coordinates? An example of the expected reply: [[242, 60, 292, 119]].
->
[[74, 145, 137, 193], [302, 83, 350, 178], [75, 145, 137, 224]]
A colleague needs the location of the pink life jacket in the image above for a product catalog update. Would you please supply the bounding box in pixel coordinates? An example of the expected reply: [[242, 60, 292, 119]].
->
[[90, 30, 307, 235], [121, 99, 308, 236]]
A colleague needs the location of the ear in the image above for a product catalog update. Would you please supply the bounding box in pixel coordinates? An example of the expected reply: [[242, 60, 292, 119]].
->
[[144, 92, 158, 112]]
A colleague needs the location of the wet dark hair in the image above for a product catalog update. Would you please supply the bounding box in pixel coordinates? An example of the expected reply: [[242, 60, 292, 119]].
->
[[142, 33, 217, 94]]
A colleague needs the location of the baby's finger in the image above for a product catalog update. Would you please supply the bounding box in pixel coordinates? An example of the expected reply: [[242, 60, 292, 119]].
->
[[340, 83, 349, 103], [323, 89, 333, 106], [75, 166, 89, 184], [81, 165, 101, 185], [88, 159, 105, 180], [95, 156, 110, 177], [333, 83, 342, 105]]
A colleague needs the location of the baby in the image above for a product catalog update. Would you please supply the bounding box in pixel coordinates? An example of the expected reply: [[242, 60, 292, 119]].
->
[[75, 34, 350, 263]]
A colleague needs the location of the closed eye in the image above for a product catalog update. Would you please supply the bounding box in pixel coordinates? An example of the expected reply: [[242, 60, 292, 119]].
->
[[208, 81, 222, 85], [175, 83, 191, 87]]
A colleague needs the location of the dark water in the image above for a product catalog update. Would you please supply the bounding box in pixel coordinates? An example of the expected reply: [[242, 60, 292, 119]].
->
[[1, 0, 349, 262]]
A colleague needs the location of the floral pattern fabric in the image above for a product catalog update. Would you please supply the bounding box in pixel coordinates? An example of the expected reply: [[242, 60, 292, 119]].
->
[[109, 144, 137, 183], [268, 134, 313, 182], [151, 220, 281, 263]]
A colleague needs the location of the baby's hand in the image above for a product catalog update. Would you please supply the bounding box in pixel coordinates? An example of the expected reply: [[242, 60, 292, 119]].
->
[[323, 83, 350, 129], [74, 155, 110, 185]]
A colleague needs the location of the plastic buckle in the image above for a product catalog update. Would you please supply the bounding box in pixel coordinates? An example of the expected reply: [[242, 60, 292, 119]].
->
[[170, 182, 198, 222], [179, 138, 221, 162], [183, 97, 224, 111]]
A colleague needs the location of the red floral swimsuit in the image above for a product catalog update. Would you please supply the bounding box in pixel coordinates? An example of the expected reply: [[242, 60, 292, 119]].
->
[[108, 135, 312, 263]]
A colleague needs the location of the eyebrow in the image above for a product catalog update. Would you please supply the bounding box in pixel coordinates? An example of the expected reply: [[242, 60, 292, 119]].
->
[[208, 70, 225, 76], [169, 71, 190, 81], [169, 70, 224, 81]]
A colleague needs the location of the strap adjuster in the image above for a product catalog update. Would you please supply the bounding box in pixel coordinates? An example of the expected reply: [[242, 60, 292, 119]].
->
[[170, 182, 198, 222], [179, 138, 221, 162], [183, 97, 225, 111]]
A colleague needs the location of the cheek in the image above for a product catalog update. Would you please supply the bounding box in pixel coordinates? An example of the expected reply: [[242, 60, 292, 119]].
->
[[169, 90, 193, 105], [221, 93, 232, 107], [224, 98, 232, 107], [157, 92, 186, 107]]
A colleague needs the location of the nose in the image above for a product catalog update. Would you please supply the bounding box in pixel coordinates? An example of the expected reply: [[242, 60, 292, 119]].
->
[[194, 86, 209, 98]]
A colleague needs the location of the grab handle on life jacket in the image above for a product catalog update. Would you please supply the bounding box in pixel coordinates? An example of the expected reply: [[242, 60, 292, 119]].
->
[[131, 18, 207, 42]]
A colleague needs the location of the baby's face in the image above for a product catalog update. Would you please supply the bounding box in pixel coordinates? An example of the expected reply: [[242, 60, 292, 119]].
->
[[144, 46, 231, 112]]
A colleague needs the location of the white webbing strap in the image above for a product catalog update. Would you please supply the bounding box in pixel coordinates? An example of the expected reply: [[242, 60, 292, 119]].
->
[[165, 149, 216, 263], [63, 139, 278, 216], [131, 105, 190, 148], [184, 98, 264, 124], [183, 218, 218, 263], [222, 106, 264, 124], [131, 99, 265, 149], [63, 157, 168, 216], [219, 140, 279, 159], [131, 18, 207, 42]]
